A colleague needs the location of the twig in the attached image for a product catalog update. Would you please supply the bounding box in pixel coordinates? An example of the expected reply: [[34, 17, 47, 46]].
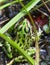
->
[[31, 0, 50, 12], [6, 59, 14, 65], [35, 35, 40, 65], [42, 0, 50, 13], [37, 9, 49, 17], [0, 18, 9, 25]]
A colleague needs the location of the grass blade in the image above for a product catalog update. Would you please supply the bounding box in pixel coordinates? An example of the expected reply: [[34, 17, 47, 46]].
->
[[0, 0, 40, 33], [0, 32, 35, 65]]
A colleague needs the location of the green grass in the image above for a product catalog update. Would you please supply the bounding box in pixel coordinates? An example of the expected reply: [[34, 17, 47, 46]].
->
[[0, 0, 40, 65]]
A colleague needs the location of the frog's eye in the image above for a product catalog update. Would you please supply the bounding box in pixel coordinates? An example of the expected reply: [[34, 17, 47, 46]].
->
[[18, 26, 22, 31], [24, 27, 30, 33], [23, 21, 26, 25]]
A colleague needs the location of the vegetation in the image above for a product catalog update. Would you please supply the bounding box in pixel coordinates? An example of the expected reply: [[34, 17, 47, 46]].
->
[[0, 0, 50, 65]]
